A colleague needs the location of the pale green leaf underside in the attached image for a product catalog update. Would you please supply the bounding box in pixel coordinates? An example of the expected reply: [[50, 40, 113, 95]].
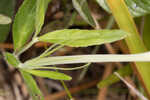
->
[[0, 14, 11, 24], [39, 29, 127, 47]]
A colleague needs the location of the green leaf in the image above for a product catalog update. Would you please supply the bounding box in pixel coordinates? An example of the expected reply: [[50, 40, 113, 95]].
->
[[72, 0, 96, 27], [13, 0, 36, 51], [20, 70, 43, 100], [97, 65, 132, 88], [143, 14, 150, 50], [0, 0, 14, 42], [35, 0, 51, 35], [24, 69, 72, 80], [96, 0, 150, 17], [4, 52, 20, 68], [0, 14, 11, 25], [39, 29, 127, 47]]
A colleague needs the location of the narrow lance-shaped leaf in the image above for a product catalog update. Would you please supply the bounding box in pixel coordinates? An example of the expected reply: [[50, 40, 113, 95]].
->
[[13, 0, 36, 51], [97, 65, 132, 88], [24, 69, 72, 81], [39, 29, 127, 47], [72, 0, 96, 27], [35, 0, 51, 35], [20, 70, 44, 100], [0, 0, 14, 42]]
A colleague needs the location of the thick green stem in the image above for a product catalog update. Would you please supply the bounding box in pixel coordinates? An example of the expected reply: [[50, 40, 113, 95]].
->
[[24, 52, 150, 66]]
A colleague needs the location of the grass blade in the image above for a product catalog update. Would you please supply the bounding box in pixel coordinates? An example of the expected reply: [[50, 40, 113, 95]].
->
[[143, 15, 150, 50], [106, 0, 150, 97]]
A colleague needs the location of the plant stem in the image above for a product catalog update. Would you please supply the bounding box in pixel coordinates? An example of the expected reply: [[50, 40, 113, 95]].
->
[[78, 46, 100, 81], [41, 45, 64, 57], [56, 69, 73, 100], [21, 63, 90, 71], [60, 80, 73, 100], [38, 44, 58, 58], [16, 38, 39, 56]]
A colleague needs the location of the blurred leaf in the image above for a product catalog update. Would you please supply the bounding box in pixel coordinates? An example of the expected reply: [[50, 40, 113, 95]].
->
[[96, 0, 150, 17], [97, 65, 132, 88], [143, 15, 150, 50], [20, 70, 43, 100], [72, 0, 96, 27], [4, 52, 20, 68], [35, 0, 51, 35], [0, 0, 14, 42], [24, 69, 72, 80], [13, 0, 36, 51], [39, 29, 127, 47], [0, 14, 11, 25], [124, 0, 148, 17]]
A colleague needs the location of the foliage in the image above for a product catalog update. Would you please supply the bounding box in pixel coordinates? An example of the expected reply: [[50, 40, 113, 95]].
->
[[39, 29, 127, 47], [2, 0, 127, 99], [1, 0, 150, 99]]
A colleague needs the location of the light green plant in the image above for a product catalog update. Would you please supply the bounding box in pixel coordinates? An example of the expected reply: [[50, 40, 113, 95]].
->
[[1, 0, 150, 100]]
